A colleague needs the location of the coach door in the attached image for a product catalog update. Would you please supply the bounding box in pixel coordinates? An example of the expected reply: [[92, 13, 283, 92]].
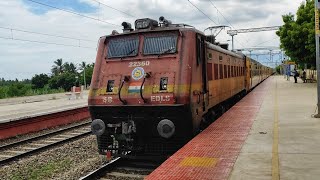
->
[[196, 34, 208, 112]]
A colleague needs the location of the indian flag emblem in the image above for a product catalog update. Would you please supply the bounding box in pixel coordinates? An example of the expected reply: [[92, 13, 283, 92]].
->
[[128, 81, 144, 93]]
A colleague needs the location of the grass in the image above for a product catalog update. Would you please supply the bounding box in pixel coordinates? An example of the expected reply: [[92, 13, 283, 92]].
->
[[11, 158, 72, 180], [0, 84, 64, 99]]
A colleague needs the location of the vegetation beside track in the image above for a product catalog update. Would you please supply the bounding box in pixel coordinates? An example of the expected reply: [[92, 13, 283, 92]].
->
[[11, 158, 72, 180], [0, 59, 94, 99]]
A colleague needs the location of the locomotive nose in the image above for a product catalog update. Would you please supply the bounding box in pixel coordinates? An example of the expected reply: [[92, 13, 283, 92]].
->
[[91, 119, 105, 136], [157, 119, 175, 139]]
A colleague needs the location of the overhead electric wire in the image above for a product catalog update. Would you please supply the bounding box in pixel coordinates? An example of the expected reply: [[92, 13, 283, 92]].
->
[[0, 26, 95, 42], [208, 0, 235, 29], [208, 0, 250, 47], [234, 39, 246, 49], [0, 36, 95, 49], [252, 37, 279, 47], [91, 0, 136, 18], [26, 0, 121, 27], [187, 0, 217, 25]]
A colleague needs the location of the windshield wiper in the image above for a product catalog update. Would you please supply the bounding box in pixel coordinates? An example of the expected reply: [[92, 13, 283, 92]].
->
[[119, 49, 136, 60], [126, 48, 136, 55], [158, 47, 175, 57]]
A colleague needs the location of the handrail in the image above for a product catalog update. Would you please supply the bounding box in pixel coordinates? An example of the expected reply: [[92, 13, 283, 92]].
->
[[118, 80, 127, 105], [140, 77, 147, 103]]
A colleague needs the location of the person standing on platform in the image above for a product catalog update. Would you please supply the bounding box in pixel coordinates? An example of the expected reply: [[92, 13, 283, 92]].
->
[[301, 69, 306, 83], [286, 65, 290, 81], [292, 68, 299, 83]]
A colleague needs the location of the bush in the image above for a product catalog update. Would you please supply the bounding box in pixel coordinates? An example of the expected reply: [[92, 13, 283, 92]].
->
[[31, 74, 50, 89], [48, 73, 77, 91], [0, 86, 9, 99], [6, 83, 32, 97]]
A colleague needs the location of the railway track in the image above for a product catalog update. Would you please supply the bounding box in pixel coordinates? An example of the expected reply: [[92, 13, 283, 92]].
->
[[80, 157, 162, 180], [0, 121, 91, 165]]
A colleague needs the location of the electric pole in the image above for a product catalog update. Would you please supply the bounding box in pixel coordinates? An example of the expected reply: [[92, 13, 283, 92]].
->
[[314, 0, 320, 118]]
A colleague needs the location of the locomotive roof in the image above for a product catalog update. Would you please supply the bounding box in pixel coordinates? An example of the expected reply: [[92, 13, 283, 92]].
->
[[104, 25, 204, 38], [205, 42, 244, 59], [103, 25, 268, 67]]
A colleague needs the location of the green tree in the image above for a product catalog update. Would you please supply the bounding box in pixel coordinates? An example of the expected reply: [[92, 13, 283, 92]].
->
[[79, 63, 94, 87], [276, 0, 316, 67], [48, 73, 77, 91], [31, 73, 50, 89], [63, 62, 77, 74], [51, 58, 64, 75], [79, 61, 87, 71]]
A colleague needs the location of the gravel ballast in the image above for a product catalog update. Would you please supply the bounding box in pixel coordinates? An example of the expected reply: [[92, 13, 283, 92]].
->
[[0, 135, 106, 180]]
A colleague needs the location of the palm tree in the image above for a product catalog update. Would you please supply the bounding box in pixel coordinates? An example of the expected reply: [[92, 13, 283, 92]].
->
[[80, 61, 87, 70], [63, 62, 77, 74], [79, 61, 87, 88], [51, 58, 63, 75]]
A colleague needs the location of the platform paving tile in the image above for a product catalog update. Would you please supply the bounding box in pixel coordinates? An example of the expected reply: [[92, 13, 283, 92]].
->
[[146, 77, 270, 180], [280, 154, 320, 180], [230, 76, 320, 180], [0, 93, 88, 123]]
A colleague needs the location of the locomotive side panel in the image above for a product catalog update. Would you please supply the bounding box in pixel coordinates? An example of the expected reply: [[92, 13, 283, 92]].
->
[[189, 33, 207, 133]]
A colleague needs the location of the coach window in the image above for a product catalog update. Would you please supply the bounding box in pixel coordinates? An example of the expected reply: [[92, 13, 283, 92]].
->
[[224, 65, 227, 78], [208, 52, 212, 60], [235, 66, 238, 77], [219, 64, 223, 79], [207, 63, 213, 80], [219, 55, 223, 62], [214, 64, 218, 80], [231, 66, 234, 77], [228, 65, 231, 78], [235, 66, 237, 77]]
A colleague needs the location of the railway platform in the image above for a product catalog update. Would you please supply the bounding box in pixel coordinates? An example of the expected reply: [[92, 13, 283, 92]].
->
[[0, 91, 90, 139], [147, 76, 319, 180]]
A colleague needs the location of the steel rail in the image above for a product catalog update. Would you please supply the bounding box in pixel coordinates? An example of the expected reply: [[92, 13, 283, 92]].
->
[[0, 122, 91, 165], [0, 121, 90, 150], [79, 157, 160, 180], [79, 157, 122, 180]]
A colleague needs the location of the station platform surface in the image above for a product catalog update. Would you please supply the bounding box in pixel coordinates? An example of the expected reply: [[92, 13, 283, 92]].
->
[[0, 91, 89, 123], [147, 76, 319, 180]]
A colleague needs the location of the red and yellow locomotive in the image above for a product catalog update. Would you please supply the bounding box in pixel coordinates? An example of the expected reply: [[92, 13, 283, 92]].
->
[[89, 17, 272, 157]]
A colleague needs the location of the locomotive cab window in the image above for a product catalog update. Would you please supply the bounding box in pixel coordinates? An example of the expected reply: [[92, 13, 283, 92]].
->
[[107, 37, 139, 58], [143, 35, 178, 55]]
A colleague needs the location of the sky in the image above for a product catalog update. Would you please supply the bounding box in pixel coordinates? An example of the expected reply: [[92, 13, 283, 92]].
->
[[0, 0, 305, 80]]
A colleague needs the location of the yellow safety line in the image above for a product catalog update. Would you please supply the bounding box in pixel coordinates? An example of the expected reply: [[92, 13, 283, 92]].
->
[[272, 77, 280, 180]]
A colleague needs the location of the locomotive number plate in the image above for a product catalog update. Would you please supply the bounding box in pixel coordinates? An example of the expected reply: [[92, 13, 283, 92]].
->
[[128, 61, 150, 67]]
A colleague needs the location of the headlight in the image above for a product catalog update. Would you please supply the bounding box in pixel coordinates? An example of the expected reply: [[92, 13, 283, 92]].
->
[[135, 18, 158, 29]]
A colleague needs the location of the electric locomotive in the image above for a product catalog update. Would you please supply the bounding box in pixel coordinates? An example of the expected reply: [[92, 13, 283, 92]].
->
[[89, 17, 272, 158]]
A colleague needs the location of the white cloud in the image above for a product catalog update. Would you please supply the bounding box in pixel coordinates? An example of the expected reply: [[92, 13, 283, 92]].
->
[[0, 0, 304, 79]]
